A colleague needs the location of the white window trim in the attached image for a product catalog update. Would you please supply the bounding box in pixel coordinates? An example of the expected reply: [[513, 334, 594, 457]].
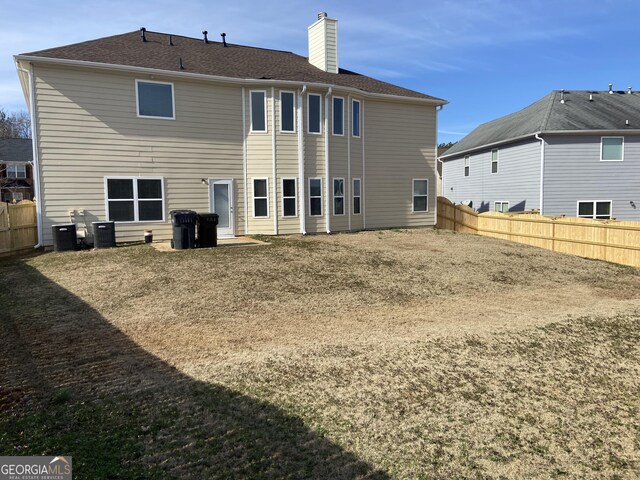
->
[[333, 177, 345, 216], [600, 136, 624, 162], [494, 201, 509, 213], [252, 177, 270, 218], [464, 155, 470, 177], [135, 79, 176, 120], [491, 149, 499, 174], [308, 177, 323, 216], [577, 200, 613, 219], [281, 177, 297, 217], [352, 99, 361, 138], [332, 96, 345, 136], [104, 176, 166, 223], [353, 178, 362, 215], [279, 91, 296, 134], [411, 178, 429, 213], [307, 93, 322, 135], [250, 90, 268, 133]]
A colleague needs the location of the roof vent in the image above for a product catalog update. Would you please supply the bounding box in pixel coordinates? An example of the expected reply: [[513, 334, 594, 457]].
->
[[589, 94, 593, 101], [202, 30, 209, 44], [628, 86, 633, 94], [560, 89, 565, 104], [169, 35, 174, 46], [318, 12, 328, 19], [140, 27, 147, 42], [626, 119, 630, 126], [179, 57, 185, 70], [609, 83, 614, 94], [221, 32, 227, 47]]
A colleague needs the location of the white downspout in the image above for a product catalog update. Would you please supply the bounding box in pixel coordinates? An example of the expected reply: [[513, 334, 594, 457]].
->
[[435, 105, 443, 223], [361, 100, 366, 229], [325, 87, 332, 233], [242, 87, 248, 235], [347, 95, 351, 231], [535, 132, 544, 215], [271, 87, 278, 234], [16, 62, 43, 248], [298, 85, 307, 234]]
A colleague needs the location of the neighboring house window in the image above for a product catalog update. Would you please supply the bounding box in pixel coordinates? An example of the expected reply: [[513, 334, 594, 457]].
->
[[464, 156, 470, 177], [333, 178, 345, 215], [494, 201, 509, 213], [352, 100, 361, 137], [136, 80, 174, 119], [308, 94, 322, 134], [578, 201, 612, 219], [280, 91, 295, 133], [282, 178, 297, 217], [412, 179, 428, 212], [353, 178, 361, 215], [106, 177, 164, 222], [250, 91, 267, 132], [601, 137, 624, 161], [491, 149, 499, 173], [333, 97, 344, 135], [253, 178, 269, 217], [12, 192, 24, 202], [309, 178, 322, 216], [6, 162, 26, 178]]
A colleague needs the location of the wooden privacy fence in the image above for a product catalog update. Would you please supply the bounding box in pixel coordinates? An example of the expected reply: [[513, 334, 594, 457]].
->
[[0, 200, 38, 256], [437, 196, 640, 268]]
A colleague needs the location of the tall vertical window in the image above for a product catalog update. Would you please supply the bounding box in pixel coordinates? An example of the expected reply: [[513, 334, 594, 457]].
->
[[491, 149, 499, 173], [333, 178, 345, 215], [136, 80, 175, 119], [309, 178, 322, 216], [105, 177, 164, 222], [601, 137, 623, 161], [578, 201, 612, 219], [464, 156, 470, 177], [282, 178, 297, 217], [412, 179, 428, 212], [494, 201, 509, 213], [353, 178, 361, 215], [250, 91, 267, 132], [332, 97, 344, 135], [253, 178, 269, 217], [6, 162, 26, 178], [280, 91, 295, 133], [308, 94, 321, 134], [352, 100, 361, 137]]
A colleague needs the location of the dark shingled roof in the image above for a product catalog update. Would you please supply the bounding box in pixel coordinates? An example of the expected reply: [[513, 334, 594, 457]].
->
[[443, 89, 640, 158], [20, 30, 446, 102], [0, 138, 33, 163]]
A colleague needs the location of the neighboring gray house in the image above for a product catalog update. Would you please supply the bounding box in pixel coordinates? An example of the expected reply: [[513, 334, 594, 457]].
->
[[440, 87, 640, 220], [0, 138, 33, 203]]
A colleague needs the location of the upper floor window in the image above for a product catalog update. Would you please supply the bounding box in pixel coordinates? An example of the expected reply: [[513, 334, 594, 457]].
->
[[136, 80, 174, 119], [250, 91, 267, 132], [352, 100, 361, 137], [601, 137, 623, 161], [412, 179, 428, 212], [106, 177, 164, 222], [333, 97, 344, 136], [280, 91, 295, 133], [5, 162, 26, 179], [494, 201, 509, 213], [464, 156, 470, 177], [491, 149, 499, 173], [578, 200, 611, 219], [308, 94, 322, 134]]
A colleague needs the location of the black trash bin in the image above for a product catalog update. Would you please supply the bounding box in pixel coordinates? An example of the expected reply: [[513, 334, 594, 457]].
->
[[170, 210, 197, 249], [197, 213, 219, 248], [52, 224, 77, 252], [92, 221, 116, 249]]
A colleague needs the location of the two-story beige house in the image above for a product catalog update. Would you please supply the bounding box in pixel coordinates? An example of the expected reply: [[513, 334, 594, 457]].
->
[[15, 13, 446, 246]]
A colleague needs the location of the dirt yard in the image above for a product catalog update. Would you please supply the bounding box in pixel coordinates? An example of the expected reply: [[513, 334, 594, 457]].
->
[[1, 228, 639, 479]]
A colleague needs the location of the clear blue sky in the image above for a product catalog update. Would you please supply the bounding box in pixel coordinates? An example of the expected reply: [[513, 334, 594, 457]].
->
[[2, 0, 640, 143]]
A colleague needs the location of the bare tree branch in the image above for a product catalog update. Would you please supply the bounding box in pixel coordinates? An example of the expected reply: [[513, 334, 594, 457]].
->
[[0, 108, 32, 139]]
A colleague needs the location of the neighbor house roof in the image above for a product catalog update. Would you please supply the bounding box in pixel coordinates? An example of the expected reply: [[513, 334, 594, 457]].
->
[[0, 138, 33, 163], [19, 30, 446, 103], [442, 89, 640, 158]]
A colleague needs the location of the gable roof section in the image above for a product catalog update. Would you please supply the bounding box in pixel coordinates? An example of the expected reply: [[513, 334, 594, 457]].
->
[[442, 90, 640, 158], [19, 30, 445, 103], [0, 138, 33, 163]]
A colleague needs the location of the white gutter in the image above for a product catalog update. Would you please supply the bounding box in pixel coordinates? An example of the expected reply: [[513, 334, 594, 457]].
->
[[15, 61, 43, 248], [14, 55, 448, 107], [271, 87, 278, 234], [535, 133, 545, 215], [242, 87, 248, 235], [297, 85, 307, 234], [439, 132, 541, 161], [324, 87, 332, 233]]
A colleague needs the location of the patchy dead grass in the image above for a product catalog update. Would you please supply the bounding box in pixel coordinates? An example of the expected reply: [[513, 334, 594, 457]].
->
[[1, 228, 640, 478]]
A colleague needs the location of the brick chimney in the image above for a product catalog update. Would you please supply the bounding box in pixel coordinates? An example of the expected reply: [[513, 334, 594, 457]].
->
[[308, 12, 338, 74]]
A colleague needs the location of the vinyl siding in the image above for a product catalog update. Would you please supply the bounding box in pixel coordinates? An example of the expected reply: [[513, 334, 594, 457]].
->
[[304, 90, 327, 233], [307, 18, 338, 73], [275, 90, 301, 234], [364, 99, 437, 228], [33, 64, 245, 246], [543, 135, 640, 220], [441, 140, 541, 212]]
